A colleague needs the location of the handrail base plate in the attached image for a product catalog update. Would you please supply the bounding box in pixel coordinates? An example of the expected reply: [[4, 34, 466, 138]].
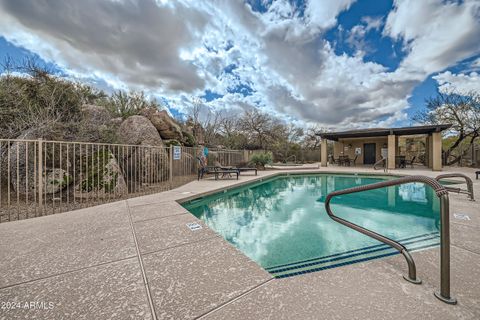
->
[[403, 275, 422, 284], [434, 292, 457, 305]]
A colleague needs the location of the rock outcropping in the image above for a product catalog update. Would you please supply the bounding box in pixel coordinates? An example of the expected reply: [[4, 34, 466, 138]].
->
[[117, 115, 164, 147], [75, 150, 127, 198], [140, 108, 183, 141]]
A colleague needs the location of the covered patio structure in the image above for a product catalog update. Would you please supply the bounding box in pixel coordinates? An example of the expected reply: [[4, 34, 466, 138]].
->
[[318, 124, 452, 171]]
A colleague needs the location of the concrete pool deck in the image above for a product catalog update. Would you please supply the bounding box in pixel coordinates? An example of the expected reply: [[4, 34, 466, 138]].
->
[[0, 166, 479, 319]]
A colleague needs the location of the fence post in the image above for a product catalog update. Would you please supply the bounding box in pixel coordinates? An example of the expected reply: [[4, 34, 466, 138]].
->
[[193, 146, 197, 173], [169, 146, 173, 186], [37, 138, 43, 213]]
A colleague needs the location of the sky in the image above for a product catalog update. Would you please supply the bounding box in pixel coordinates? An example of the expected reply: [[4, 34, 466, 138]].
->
[[0, 0, 479, 130]]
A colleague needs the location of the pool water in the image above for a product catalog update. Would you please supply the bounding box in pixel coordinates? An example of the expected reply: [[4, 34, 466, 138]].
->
[[182, 174, 440, 278]]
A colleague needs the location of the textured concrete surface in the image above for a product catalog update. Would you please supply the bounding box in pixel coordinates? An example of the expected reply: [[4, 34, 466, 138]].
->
[[0, 201, 136, 287], [200, 257, 476, 320], [0, 165, 479, 319], [386, 246, 480, 315], [0, 258, 151, 320], [449, 223, 480, 255], [134, 213, 218, 254], [143, 237, 272, 320], [129, 200, 189, 222]]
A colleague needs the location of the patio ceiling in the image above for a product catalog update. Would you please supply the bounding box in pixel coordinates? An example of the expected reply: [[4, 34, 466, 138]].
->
[[316, 124, 452, 141]]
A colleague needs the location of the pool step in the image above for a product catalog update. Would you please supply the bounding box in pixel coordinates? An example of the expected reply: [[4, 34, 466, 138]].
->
[[266, 232, 440, 278]]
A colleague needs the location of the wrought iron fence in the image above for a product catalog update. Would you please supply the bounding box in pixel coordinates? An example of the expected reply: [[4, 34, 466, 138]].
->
[[0, 139, 244, 223], [208, 148, 246, 166]]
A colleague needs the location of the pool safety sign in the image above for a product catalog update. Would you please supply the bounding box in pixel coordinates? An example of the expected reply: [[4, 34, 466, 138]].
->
[[173, 146, 181, 160], [186, 222, 202, 231], [454, 213, 471, 221]]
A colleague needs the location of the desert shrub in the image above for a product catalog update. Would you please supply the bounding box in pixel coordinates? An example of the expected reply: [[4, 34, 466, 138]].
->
[[102, 90, 159, 119], [249, 152, 272, 169], [0, 73, 83, 138], [182, 131, 196, 147], [164, 139, 181, 147], [80, 150, 117, 192]]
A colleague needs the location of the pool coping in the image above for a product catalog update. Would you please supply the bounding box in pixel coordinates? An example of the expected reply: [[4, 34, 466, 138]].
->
[[175, 170, 405, 204]]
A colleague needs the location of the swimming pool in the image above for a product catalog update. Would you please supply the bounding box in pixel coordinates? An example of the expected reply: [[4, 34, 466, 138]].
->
[[182, 174, 440, 278]]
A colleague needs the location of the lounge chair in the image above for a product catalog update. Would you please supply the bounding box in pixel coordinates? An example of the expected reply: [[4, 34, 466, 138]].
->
[[197, 158, 239, 180], [236, 167, 258, 175], [214, 160, 258, 176]]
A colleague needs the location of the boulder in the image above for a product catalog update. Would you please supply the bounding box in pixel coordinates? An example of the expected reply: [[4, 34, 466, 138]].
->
[[117, 115, 164, 147], [78, 105, 116, 142], [127, 147, 169, 185], [110, 117, 123, 127], [1, 130, 44, 195], [1, 135, 72, 195], [184, 123, 205, 145], [80, 104, 112, 126], [75, 150, 127, 198], [116, 115, 168, 184], [140, 108, 183, 140], [45, 169, 72, 194]]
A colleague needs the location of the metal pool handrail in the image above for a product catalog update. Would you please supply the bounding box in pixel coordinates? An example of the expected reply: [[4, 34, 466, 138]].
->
[[435, 173, 474, 201], [324, 175, 457, 304], [373, 157, 387, 172]]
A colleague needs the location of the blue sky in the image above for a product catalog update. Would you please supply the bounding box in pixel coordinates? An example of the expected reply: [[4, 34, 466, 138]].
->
[[0, 0, 479, 129]]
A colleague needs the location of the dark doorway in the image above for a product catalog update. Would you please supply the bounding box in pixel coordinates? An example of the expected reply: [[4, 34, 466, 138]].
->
[[363, 143, 376, 164]]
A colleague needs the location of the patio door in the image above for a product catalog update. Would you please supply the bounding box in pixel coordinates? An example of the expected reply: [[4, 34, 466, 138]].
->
[[363, 143, 376, 164]]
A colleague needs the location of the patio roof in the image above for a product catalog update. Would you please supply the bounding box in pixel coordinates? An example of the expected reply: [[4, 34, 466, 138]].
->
[[317, 124, 452, 141]]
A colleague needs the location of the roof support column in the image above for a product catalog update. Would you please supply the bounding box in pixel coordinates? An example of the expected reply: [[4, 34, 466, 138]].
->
[[321, 138, 328, 167], [388, 134, 396, 169], [432, 132, 442, 171], [427, 135, 433, 168]]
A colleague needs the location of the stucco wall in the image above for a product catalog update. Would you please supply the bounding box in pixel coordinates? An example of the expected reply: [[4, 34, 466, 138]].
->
[[333, 137, 388, 165]]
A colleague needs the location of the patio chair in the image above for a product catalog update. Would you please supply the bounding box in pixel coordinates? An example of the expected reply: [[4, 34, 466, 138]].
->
[[404, 156, 416, 168], [338, 155, 347, 166], [395, 155, 406, 168], [349, 155, 358, 166]]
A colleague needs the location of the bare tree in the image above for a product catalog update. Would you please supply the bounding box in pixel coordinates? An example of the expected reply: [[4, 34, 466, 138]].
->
[[238, 109, 274, 149], [414, 90, 480, 165], [302, 125, 323, 149]]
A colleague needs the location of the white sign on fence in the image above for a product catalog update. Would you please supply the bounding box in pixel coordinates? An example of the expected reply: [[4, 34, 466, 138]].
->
[[173, 146, 181, 160]]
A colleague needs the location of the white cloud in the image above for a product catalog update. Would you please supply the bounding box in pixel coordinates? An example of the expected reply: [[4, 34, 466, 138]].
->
[[361, 16, 383, 32], [0, 0, 209, 92], [304, 0, 356, 31], [433, 71, 480, 94], [384, 0, 480, 78], [0, 0, 478, 130]]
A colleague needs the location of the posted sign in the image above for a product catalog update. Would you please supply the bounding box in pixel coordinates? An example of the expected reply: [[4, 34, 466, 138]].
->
[[173, 146, 181, 160]]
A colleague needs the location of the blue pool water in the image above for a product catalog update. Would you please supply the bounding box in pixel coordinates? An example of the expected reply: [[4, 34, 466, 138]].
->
[[182, 174, 440, 278]]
